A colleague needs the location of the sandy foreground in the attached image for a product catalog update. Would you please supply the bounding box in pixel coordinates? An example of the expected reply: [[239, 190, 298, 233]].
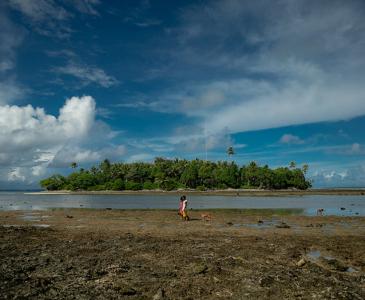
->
[[1, 209, 365, 299]]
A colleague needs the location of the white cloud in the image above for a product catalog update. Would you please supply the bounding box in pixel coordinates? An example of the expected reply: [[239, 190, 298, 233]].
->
[[280, 134, 305, 145], [55, 62, 118, 88], [0, 95, 125, 187], [127, 153, 154, 162], [325, 143, 365, 156], [0, 96, 97, 185], [8, 0, 69, 22], [0, 81, 25, 105], [0, 96, 95, 153], [8, 0, 72, 38], [7, 167, 26, 182], [133, 0, 365, 136], [67, 0, 101, 16], [50, 145, 126, 167], [311, 164, 365, 187], [8, 0, 101, 39]]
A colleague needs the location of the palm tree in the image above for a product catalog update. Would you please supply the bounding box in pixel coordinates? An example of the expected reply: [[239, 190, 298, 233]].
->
[[70, 162, 78, 169], [289, 161, 296, 169], [227, 146, 235, 158], [302, 164, 309, 175]]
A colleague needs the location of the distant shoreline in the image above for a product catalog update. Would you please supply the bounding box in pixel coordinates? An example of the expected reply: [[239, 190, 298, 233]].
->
[[25, 188, 365, 196]]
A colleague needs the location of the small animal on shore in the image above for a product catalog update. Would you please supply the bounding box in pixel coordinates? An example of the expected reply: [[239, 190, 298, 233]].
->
[[316, 208, 324, 216], [201, 213, 212, 221]]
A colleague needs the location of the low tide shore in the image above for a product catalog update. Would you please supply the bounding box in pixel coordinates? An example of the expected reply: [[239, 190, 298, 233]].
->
[[25, 188, 365, 196], [1, 209, 364, 299]]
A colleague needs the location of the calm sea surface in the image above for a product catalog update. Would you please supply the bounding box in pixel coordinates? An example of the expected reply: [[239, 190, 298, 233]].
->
[[0, 192, 364, 216]]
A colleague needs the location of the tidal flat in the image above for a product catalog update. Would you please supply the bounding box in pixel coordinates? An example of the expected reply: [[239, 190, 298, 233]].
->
[[1, 209, 365, 299]]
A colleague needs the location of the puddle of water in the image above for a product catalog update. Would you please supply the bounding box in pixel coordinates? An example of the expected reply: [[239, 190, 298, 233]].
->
[[240, 222, 274, 229], [306, 250, 359, 273], [32, 224, 50, 228], [307, 250, 321, 260], [19, 215, 41, 221], [346, 267, 358, 273]]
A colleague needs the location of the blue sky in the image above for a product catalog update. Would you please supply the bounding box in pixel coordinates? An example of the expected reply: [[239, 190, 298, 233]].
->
[[1, 0, 365, 189]]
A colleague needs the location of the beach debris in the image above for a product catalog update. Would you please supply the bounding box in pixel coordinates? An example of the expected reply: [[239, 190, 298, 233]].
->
[[153, 288, 166, 300], [340, 207, 346, 210], [296, 258, 306, 267], [257, 219, 264, 224], [276, 222, 290, 229], [66, 215, 74, 219], [226, 222, 233, 226]]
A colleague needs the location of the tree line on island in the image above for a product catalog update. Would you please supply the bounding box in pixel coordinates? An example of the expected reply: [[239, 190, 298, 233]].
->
[[40, 157, 312, 191]]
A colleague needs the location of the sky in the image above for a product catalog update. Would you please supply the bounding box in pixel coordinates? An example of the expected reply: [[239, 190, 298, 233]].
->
[[1, 0, 365, 189]]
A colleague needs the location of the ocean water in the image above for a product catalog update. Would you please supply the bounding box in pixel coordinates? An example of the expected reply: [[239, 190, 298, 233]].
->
[[0, 192, 364, 216]]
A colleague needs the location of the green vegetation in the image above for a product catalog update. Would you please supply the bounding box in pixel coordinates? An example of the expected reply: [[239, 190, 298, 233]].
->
[[40, 158, 311, 191]]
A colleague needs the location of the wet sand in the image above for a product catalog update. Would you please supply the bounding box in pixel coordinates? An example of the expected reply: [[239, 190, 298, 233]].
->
[[1, 209, 365, 299]]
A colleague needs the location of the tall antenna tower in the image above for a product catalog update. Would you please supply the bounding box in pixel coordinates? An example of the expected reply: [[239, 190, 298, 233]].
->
[[204, 119, 208, 161]]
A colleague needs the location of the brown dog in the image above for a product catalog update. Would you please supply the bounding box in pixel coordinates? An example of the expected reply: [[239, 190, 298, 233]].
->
[[201, 213, 212, 221]]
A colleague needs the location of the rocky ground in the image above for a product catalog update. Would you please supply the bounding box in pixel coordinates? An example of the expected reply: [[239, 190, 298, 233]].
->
[[1, 209, 365, 299]]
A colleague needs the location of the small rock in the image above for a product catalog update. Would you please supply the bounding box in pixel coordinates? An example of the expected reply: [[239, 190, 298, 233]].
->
[[325, 258, 348, 272], [226, 222, 233, 226], [257, 220, 264, 224], [153, 288, 165, 300], [259, 275, 274, 287], [340, 207, 346, 210], [276, 222, 290, 229], [112, 280, 137, 295], [296, 258, 306, 267], [66, 215, 73, 219], [191, 263, 208, 275]]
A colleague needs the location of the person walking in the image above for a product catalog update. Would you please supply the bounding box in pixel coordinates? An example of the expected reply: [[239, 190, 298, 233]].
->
[[180, 195, 189, 221]]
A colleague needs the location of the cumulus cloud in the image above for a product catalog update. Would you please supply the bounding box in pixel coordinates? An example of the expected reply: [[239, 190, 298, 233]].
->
[[0, 95, 124, 187], [0, 96, 95, 153], [55, 62, 118, 88]]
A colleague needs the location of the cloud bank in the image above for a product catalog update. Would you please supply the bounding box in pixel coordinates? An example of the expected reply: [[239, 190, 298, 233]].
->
[[131, 0, 365, 138]]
